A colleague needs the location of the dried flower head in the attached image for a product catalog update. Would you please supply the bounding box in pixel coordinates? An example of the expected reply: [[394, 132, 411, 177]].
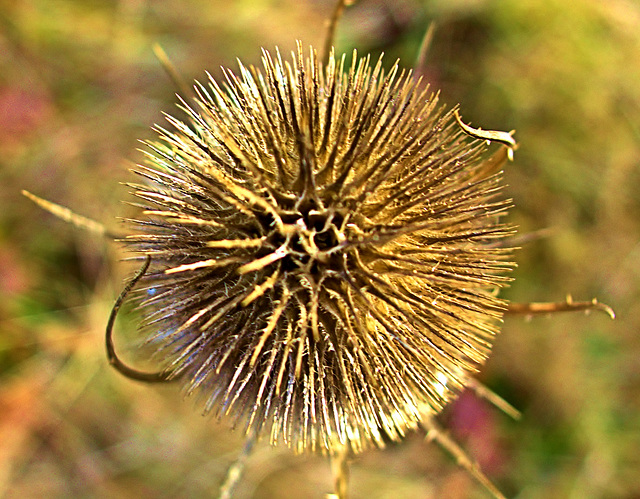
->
[[123, 43, 513, 455]]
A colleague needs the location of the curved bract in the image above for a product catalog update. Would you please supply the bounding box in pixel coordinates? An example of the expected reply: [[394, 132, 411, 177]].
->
[[124, 44, 514, 454]]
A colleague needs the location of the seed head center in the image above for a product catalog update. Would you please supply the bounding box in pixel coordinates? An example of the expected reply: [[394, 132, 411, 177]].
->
[[277, 207, 347, 272]]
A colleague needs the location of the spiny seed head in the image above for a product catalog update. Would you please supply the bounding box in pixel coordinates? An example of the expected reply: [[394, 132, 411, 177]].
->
[[125, 44, 513, 454]]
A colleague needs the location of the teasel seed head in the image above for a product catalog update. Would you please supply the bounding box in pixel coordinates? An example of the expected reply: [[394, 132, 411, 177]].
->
[[124, 43, 514, 455]]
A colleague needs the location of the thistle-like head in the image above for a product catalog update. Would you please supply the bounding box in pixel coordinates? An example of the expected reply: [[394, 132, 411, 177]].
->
[[125, 44, 513, 454]]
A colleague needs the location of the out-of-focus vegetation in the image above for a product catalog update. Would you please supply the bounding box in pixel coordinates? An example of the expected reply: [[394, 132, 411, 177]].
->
[[1, 0, 638, 497]]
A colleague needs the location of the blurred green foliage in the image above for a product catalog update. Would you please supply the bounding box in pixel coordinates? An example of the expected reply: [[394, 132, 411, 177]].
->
[[1, 0, 638, 497]]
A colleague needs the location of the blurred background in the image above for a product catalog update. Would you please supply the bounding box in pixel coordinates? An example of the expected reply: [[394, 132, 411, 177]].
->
[[1, 0, 639, 497]]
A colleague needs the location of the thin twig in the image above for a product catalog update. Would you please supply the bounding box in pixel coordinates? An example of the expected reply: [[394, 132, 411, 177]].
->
[[466, 378, 521, 420], [413, 22, 436, 79], [322, 0, 359, 67], [507, 297, 615, 319], [106, 255, 175, 383], [420, 413, 506, 499], [218, 433, 256, 499], [22, 190, 120, 239], [454, 110, 517, 160], [153, 43, 192, 98], [329, 445, 350, 499]]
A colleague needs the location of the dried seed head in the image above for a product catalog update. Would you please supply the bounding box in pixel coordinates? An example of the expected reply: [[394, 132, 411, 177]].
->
[[124, 44, 513, 454]]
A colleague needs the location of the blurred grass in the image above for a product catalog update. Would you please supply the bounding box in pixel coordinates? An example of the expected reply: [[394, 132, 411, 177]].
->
[[1, 0, 639, 497]]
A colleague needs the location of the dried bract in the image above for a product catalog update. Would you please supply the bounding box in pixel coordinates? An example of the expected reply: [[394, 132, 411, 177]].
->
[[124, 44, 514, 454]]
